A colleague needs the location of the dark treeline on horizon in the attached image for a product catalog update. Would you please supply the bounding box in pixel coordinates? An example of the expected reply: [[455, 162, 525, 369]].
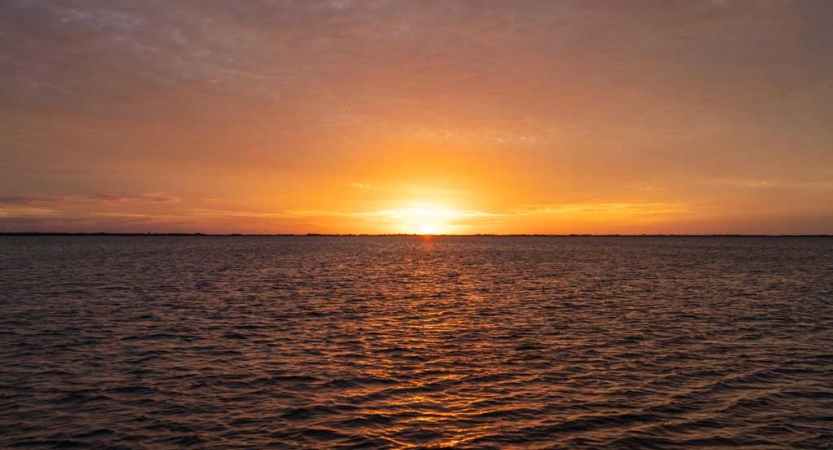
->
[[1, 232, 830, 238]]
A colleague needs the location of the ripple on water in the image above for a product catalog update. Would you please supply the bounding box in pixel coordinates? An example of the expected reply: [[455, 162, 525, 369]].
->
[[1, 236, 832, 448]]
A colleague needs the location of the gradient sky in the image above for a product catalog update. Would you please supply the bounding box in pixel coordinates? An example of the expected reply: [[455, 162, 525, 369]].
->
[[1, 0, 831, 234]]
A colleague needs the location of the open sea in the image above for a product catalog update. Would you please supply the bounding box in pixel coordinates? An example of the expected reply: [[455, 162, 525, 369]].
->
[[1, 236, 832, 449]]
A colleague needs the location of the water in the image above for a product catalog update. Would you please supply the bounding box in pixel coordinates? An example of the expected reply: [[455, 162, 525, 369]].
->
[[1, 236, 832, 449]]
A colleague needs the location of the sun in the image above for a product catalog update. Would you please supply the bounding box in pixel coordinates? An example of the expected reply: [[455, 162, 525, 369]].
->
[[419, 223, 437, 235], [380, 201, 458, 234]]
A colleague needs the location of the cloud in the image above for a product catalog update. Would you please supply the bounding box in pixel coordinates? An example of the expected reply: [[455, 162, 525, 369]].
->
[[91, 212, 154, 218], [187, 208, 286, 219], [86, 193, 179, 203], [0, 193, 181, 222], [0, 196, 51, 206], [282, 202, 692, 229], [0, 206, 57, 218], [514, 202, 694, 221], [0, 193, 179, 206], [284, 207, 499, 219], [702, 177, 833, 190]]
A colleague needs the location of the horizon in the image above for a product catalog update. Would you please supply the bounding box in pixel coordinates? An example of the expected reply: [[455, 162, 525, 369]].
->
[[2, 231, 832, 238], [2, 1, 832, 234]]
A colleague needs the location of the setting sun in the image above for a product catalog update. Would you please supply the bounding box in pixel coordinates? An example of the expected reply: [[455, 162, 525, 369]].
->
[[419, 223, 437, 235], [370, 202, 460, 234]]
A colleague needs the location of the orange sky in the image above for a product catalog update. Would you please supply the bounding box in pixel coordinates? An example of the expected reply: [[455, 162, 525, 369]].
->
[[1, 1, 832, 234]]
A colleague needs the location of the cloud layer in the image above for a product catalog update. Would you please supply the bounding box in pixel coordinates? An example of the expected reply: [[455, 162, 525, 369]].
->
[[1, 1, 832, 233]]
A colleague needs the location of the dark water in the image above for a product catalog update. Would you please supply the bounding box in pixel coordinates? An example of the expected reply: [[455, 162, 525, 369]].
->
[[1, 236, 832, 449]]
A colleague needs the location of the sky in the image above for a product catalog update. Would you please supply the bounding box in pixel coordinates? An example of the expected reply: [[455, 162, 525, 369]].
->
[[1, 0, 831, 234]]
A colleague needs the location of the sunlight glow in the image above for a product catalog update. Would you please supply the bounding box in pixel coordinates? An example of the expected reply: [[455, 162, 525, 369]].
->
[[376, 202, 458, 234], [419, 223, 437, 235]]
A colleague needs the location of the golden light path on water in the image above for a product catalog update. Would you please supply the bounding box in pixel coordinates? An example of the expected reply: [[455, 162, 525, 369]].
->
[[1, 237, 832, 448]]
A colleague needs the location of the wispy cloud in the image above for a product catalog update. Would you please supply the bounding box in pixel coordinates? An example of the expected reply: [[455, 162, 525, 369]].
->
[[0, 206, 57, 218], [0, 196, 51, 206], [86, 193, 180, 203], [0, 193, 179, 206], [702, 177, 833, 190], [188, 208, 287, 219], [0, 193, 181, 222], [282, 202, 693, 229], [516, 202, 692, 218], [91, 212, 154, 218]]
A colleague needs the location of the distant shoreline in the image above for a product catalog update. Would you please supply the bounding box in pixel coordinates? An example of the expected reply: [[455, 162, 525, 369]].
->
[[0, 232, 830, 238]]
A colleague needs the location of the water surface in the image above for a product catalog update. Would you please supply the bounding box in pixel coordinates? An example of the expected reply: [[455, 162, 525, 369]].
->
[[1, 236, 832, 448]]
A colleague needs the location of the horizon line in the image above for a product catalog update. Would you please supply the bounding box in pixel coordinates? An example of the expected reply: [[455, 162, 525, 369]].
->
[[1, 232, 831, 238]]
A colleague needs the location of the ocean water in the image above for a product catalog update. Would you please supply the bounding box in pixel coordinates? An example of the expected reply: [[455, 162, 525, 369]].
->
[[1, 236, 832, 449]]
